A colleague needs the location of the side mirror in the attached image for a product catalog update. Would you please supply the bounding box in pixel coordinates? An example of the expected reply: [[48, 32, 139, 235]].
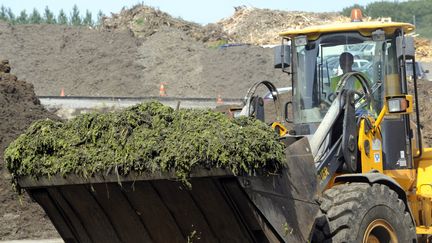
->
[[425, 70, 429, 74], [274, 45, 291, 69], [396, 36, 415, 59]]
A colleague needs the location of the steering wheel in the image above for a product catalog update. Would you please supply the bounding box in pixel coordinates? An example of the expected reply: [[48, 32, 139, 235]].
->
[[334, 71, 372, 111]]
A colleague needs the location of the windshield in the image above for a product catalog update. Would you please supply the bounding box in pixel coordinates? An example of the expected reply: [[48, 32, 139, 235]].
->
[[292, 32, 388, 126]]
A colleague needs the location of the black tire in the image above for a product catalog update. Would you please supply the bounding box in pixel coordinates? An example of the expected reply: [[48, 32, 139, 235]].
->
[[312, 182, 416, 243]]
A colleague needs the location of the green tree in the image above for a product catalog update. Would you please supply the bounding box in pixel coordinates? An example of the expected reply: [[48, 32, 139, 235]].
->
[[43, 6, 56, 24], [82, 10, 93, 26], [365, 2, 408, 22], [340, 0, 432, 38], [70, 4, 81, 26], [96, 10, 104, 26], [0, 6, 8, 21], [57, 9, 68, 25], [29, 8, 42, 24], [6, 7, 15, 23], [16, 10, 28, 24]]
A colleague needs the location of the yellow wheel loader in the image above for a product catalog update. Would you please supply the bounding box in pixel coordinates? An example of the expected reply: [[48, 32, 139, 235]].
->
[[17, 10, 432, 243]]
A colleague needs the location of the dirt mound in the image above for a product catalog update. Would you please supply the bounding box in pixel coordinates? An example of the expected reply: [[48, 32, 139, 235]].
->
[[217, 7, 349, 45], [136, 28, 288, 97], [102, 4, 227, 42], [415, 81, 432, 146], [0, 22, 288, 98], [0, 22, 144, 97], [0, 60, 58, 240], [416, 38, 432, 61]]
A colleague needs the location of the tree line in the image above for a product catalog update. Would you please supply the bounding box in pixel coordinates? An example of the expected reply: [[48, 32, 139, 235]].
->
[[0, 5, 104, 26], [342, 0, 432, 38]]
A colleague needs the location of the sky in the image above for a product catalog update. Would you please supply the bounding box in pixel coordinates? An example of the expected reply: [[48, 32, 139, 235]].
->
[[0, 0, 380, 24]]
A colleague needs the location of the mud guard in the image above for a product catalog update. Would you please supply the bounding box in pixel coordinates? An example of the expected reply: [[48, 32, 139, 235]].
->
[[335, 172, 407, 204]]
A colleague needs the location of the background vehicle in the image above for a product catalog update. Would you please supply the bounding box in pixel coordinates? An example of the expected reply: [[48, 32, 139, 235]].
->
[[263, 86, 292, 100], [406, 60, 429, 80], [16, 9, 432, 242]]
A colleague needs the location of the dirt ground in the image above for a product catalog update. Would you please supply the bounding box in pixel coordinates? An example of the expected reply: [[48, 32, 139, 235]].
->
[[0, 61, 58, 240]]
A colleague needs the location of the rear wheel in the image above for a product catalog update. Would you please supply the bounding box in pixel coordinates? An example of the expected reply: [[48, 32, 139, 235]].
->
[[312, 182, 416, 243]]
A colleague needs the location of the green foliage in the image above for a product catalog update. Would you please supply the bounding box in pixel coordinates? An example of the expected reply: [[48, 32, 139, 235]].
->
[[207, 39, 229, 49], [82, 10, 93, 26], [0, 5, 101, 27], [70, 4, 81, 26], [29, 8, 42, 24], [6, 8, 15, 23], [341, 0, 432, 38], [97, 10, 104, 26], [0, 6, 7, 21], [57, 9, 68, 25], [134, 18, 145, 26], [43, 6, 56, 24], [16, 10, 28, 24], [5, 102, 286, 189], [0, 5, 103, 27]]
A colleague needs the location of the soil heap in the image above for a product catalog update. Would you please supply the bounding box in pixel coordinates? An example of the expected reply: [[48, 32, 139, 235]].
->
[[0, 60, 58, 240], [416, 38, 432, 61], [0, 20, 288, 98], [414, 81, 432, 146]]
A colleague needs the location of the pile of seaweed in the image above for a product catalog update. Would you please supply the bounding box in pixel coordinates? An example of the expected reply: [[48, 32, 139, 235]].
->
[[5, 101, 285, 188]]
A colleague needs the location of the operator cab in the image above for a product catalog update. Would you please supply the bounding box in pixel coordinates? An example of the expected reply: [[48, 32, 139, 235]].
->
[[275, 16, 419, 174], [276, 21, 415, 136]]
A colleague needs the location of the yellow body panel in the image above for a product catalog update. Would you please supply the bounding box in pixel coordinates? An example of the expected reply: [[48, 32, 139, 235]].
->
[[271, 122, 288, 136], [354, 102, 432, 235], [407, 150, 432, 234], [357, 103, 390, 173], [416, 226, 432, 235], [417, 158, 432, 197], [383, 169, 416, 191], [358, 117, 384, 173], [280, 21, 415, 40]]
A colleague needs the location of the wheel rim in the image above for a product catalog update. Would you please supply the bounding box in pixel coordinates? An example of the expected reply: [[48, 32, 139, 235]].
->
[[363, 219, 398, 243]]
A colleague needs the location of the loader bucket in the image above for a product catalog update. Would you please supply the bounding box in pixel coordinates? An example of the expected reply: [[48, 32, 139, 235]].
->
[[18, 137, 319, 243]]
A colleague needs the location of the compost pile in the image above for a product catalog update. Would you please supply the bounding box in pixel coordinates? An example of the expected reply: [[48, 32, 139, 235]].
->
[[103, 4, 350, 45], [5, 101, 285, 188], [102, 4, 227, 42], [216, 6, 349, 45], [416, 38, 432, 61], [0, 60, 58, 240]]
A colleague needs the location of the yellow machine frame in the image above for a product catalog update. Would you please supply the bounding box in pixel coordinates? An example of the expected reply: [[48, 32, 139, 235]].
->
[[282, 20, 432, 236]]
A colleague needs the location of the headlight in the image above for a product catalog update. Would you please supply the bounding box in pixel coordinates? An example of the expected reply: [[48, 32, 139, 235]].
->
[[388, 98, 407, 113]]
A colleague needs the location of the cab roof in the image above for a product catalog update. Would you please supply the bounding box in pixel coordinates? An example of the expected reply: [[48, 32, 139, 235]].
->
[[279, 21, 415, 40]]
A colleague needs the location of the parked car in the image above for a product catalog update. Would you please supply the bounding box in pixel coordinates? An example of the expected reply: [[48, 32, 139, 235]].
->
[[406, 61, 429, 80], [263, 87, 292, 100], [353, 59, 370, 70]]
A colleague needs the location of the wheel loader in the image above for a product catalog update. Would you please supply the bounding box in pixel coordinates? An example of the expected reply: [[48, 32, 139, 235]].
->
[[16, 9, 432, 243]]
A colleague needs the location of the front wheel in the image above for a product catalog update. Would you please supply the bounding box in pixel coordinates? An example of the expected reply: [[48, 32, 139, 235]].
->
[[312, 182, 416, 243]]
